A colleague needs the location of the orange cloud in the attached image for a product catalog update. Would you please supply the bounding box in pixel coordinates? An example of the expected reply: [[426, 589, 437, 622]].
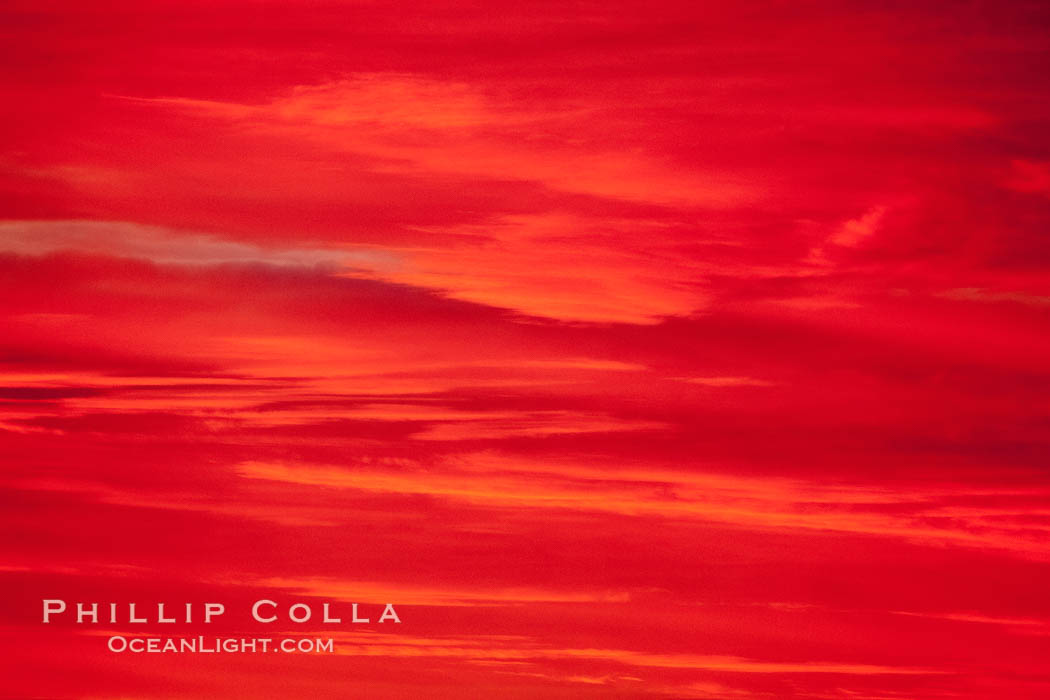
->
[[236, 456, 1050, 559]]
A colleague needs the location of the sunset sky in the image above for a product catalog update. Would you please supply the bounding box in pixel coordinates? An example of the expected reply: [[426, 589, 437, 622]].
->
[[2, 1, 1050, 697]]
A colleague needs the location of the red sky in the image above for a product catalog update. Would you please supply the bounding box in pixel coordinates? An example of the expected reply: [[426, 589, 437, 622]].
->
[[2, 1, 1050, 697]]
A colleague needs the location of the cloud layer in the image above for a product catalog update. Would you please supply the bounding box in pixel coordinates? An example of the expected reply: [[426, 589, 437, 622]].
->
[[3, 0, 1050, 697]]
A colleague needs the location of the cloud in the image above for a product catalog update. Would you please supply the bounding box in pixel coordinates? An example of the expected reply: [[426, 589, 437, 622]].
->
[[677, 376, 775, 387], [321, 629, 943, 675], [254, 576, 629, 606], [830, 206, 887, 248], [4, 2, 1050, 697], [1005, 160, 1050, 196], [0, 219, 390, 269], [937, 287, 1050, 308], [235, 456, 1050, 559], [123, 76, 756, 209]]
